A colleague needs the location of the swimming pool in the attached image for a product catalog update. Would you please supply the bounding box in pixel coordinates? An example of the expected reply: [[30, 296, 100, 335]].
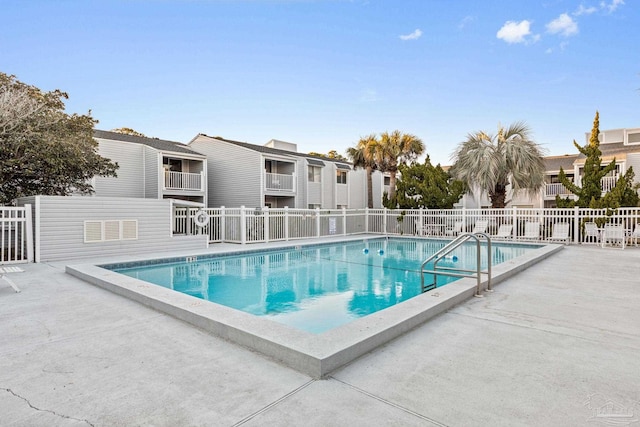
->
[[67, 235, 562, 378], [106, 238, 538, 333]]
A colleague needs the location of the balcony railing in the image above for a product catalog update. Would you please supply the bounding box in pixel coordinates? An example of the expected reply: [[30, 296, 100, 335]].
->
[[265, 172, 295, 192], [545, 175, 619, 198], [164, 171, 204, 191], [544, 183, 572, 198]]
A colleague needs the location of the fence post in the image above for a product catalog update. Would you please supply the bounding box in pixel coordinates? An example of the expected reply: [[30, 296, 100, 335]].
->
[[462, 207, 467, 232], [574, 206, 580, 244], [365, 207, 369, 233], [316, 208, 321, 237], [383, 208, 388, 235], [220, 207, 226, 243], [186, 206, 192, 236], [263, 206, 270, 243], [240, 206, 247, 244], [342, 207, 347, 235], [284, 206, 289, 241]]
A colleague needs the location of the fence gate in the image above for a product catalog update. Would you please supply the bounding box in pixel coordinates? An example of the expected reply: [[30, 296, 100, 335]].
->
[[1, 205, 33, 264]]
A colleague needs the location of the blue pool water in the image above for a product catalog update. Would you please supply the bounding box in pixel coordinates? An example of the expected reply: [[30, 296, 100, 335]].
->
[[108, 238, 540, 333]]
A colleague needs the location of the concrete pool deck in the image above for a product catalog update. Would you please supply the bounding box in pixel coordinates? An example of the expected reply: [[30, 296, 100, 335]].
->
[[1, 243, 639, 425]]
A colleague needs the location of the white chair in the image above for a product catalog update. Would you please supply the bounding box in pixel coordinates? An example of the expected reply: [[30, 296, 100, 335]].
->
[[493, 224, 513, 239], [601, 223, 626, 249], [0, 266, 22, 293], [472, 219, 488, 234], [522, 221, 540, 240], [549, 222, 570, 244], [583, 222, 600, 244], [414, 220, 429, 236], [631, 223, 640, 247], [445, 221, 463, 237]]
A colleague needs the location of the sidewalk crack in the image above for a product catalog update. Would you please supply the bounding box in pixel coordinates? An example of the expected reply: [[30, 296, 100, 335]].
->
[[2, 387, 95, 427]]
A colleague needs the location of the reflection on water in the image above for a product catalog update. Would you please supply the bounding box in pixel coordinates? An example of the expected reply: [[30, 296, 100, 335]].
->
[[115, 239, 535, 333]]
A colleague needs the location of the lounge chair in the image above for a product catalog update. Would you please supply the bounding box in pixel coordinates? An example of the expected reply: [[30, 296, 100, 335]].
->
[[583, 221, 600, 244], [631, 223, 640, 247], [414, 220, 430, 236], [493, 224, 513, 239], [445, 221, 463, 237], [522, 221, 540, 240], [549, 222, 570, 244], [0, 266, 22, 293], [601, 223, 626, 249], [472, 219, 488, 234]]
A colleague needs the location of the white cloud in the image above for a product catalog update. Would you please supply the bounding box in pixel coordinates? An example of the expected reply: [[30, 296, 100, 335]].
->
[[458, 15, 475, 30], [359, 89, 378, 103], [399, 29, 422, 41], [546, 13, 579, 37], [601, 0, 624, 13], [574, 4, 598, 15], [496, 20, 533, 44]]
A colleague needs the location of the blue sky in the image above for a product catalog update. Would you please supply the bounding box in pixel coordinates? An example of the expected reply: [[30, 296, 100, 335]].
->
[[2, 0, 637, 165]]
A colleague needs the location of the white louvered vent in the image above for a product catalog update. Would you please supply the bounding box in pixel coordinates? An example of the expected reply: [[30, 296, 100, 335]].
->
[[84, 221, 103, 243], [122, 220, 138, 240], [84, 220, 139, 243], [104, 221, 121, 241]]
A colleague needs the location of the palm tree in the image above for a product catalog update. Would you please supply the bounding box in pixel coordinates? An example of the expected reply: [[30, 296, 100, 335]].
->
[[371, 130, 424, 204], [347, 134, 378, 208], [450, 122, 546, 208]]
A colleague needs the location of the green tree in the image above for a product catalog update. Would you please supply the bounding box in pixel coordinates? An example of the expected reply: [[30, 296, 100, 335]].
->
[[111, 127, 147, 137], [556, 111, 639, 208], [308, 150, 348, 162], [370, 130, 424, 206], [0, 73, 118, 204], [450, 122, 545, 208], [390, 157, 466, 209], [346, 134, 377, 208]]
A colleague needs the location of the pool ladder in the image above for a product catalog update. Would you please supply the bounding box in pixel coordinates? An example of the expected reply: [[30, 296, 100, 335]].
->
[[420, 232, 492, 297]]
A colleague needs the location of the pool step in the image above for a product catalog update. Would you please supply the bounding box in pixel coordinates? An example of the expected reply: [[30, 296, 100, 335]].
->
[[421, 282, 436, 293]]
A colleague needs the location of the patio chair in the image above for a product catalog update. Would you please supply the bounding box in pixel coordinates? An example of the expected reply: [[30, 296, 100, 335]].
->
[[631, 223, 640, 247], [493, 224, 513, 239], [522, 221, 540, 240], [549, 222, 570, 244], [444, 221, 463, 237], [0, 266, 22, 293], [472, 219, 488, 234], [414, 220, 430, 236], [601, 223, 626, 250], [583, 221, 600, 244]]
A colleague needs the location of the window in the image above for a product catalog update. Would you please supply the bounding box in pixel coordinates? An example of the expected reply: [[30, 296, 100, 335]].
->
[[308, 166, 322, 183], [308, 204, 321, 209], [383, 176, 391, 186], [336, 171, 347, 184]]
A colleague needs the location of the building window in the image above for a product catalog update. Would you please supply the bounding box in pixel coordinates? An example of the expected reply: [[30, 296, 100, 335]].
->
[[308, 166, 322, 183], [383, 176, 390, 186], [336, 170, 347, 184]]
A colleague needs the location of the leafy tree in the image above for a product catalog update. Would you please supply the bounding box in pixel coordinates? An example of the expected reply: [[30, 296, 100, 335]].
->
[[390, 157, 466, 209], [370, 130, 424, 205], [111, 127, 147, 137], [556, 111, 639, 208], [308, 150, 348, 161], [346, 134, 377, 208], [450, 122, 545, 208], [0, 72, 118, 204]]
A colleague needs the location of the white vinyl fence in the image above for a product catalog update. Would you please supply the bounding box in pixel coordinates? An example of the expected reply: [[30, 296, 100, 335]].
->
[[174, 206, 640, 246], [0, 205, 34, 264]]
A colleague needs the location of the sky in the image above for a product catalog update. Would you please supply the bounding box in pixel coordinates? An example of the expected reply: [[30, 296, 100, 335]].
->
[[2, 0, 638, 165]]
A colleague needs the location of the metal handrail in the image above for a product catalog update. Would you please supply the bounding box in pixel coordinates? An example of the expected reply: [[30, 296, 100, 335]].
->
[[420, 232, 492, 297]]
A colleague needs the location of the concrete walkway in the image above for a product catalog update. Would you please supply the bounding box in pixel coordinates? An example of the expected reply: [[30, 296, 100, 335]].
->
[[1, 245, 639, 426]]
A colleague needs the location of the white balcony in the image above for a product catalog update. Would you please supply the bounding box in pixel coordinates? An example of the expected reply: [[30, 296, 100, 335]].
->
[[545, 175, 619, 198], [265, 172, 295, 192], [164, 171, 204, 191]]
